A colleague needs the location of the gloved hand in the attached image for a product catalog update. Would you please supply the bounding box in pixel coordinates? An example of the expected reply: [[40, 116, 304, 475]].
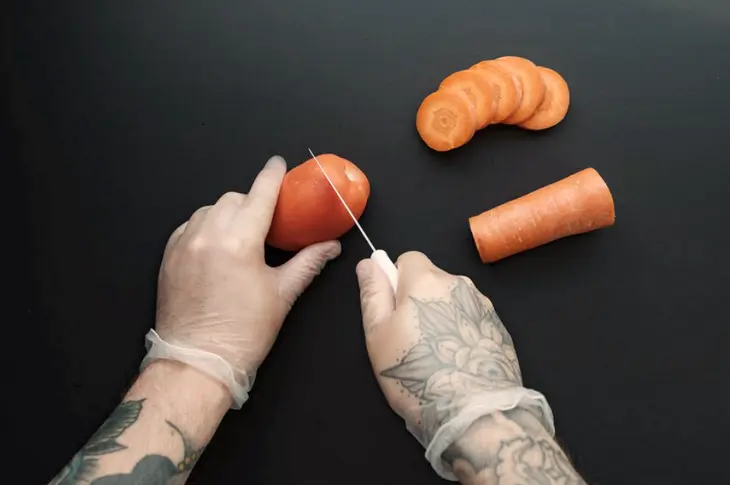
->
[[141, 156, 341, 409], [356, 251, 555, 480]]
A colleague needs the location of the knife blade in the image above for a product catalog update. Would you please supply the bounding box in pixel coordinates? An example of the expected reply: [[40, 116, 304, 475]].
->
[[308, 148, 399, 293]]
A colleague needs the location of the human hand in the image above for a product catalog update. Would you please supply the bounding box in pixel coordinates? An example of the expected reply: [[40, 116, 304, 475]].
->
[[142, 156, 341, 408], [356, 252, 554, 479]]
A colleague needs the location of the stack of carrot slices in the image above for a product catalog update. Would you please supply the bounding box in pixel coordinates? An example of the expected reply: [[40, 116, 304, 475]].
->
[[416, 56, 571, 151]]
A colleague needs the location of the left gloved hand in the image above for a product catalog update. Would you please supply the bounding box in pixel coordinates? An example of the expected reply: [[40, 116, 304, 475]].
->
[[142, 156, 341, 408]]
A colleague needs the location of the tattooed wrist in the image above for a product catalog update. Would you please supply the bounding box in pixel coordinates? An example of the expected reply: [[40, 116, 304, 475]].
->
[[49, 399, 203, 485], [49, 361, 229, 485], [444, 409, 586, 485]]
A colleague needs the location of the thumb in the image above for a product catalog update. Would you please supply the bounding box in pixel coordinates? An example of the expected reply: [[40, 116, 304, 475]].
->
[[356, 258, 396, 339], [276, 240, 342, 304]]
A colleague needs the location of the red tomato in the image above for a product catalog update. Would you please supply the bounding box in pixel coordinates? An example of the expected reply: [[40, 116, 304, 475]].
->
[[267, 154, 370, 251]]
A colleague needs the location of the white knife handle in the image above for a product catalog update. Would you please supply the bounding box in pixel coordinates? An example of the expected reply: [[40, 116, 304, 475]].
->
[[371, 249, 398, 294]]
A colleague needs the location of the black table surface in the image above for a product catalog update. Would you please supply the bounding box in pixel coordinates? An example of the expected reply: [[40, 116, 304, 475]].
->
[[6, 0, 730, 483]]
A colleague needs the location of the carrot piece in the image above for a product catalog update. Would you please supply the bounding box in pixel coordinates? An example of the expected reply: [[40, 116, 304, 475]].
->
[[267, 154, 370, 251], [439, 69, 495, 129], [416, 88, 478, 151], [519, 67, 570, 130], [469, 168, 615, 263], [493, 56, 546, 125], [469, 60, 519, 123]]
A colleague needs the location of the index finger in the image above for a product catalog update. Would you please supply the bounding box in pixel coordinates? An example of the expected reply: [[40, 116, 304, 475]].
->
[[394, 251, 456, 304], [232, 155, 287, 238], [396, 251, 437, 286]]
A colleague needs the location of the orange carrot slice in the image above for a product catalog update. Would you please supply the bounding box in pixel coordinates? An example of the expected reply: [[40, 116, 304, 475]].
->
[[416, 88, 478, 151], [469, 60, 519, 123], [493, 56, 546, 125], [469, 168, 615, 263], [518, 67, 570, 130], [439, 69, 495, 129]]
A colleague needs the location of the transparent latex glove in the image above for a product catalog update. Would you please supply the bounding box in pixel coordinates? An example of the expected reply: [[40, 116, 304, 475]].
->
[[141, 156, 341, 409], [356, 251, 554, 480]]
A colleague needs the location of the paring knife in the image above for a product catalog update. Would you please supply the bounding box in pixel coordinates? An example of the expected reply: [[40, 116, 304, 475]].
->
[[308, 148, 399, 293]]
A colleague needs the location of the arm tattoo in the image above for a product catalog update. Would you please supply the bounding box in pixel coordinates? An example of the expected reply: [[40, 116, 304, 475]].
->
[[50, 399, 203, 485], [495, 435, 584, 485], [445, 410, 587, 485], [379, 278, 525, 439]]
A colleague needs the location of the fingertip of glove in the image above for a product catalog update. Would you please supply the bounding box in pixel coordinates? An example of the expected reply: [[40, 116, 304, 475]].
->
[[321, 240, 342, 261], [265, 155, 287, 170], [355, 258, 372, 282]]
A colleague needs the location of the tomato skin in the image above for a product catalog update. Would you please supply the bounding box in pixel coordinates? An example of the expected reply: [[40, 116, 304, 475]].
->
[[266, 154, 370, 251]]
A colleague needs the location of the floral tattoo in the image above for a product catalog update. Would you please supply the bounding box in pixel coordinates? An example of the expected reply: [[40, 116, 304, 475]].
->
[[379, 278, 585, 484], [380, 278, 522, 436]]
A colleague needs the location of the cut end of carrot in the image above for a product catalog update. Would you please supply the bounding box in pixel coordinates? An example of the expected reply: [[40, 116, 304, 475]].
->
[[469, 168, 615, 263], [416, 88, 477, 152], [468, 215, 492, 264]]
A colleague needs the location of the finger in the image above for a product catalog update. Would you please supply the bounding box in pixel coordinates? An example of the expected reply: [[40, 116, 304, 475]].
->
[[356, 258, 396, 341], [234, 155, 287, 239], [163, 220, 188, 256], [275, 240, 341, 306], [181, 205, 212, 235], [394, 251, 440, 301], [358, 256, 420, 421], [204, 192, 247, 230], [163, 205, 210, 261], [395, 250, 434, 270]]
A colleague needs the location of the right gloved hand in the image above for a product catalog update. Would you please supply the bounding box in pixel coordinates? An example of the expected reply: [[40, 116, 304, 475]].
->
[[355, 251, 555, 481]]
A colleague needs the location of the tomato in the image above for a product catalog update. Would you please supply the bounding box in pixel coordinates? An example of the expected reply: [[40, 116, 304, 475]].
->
[[266, 154, 370, 251]]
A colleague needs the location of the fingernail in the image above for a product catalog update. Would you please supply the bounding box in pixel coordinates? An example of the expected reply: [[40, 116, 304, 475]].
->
[[356, 259, 372, 281], [265, 155, 286, 169]]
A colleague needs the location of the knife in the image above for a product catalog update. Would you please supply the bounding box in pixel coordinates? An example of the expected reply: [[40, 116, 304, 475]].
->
[[308, 148, 399, 293]]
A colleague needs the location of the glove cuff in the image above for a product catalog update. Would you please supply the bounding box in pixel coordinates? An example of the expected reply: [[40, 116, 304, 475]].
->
[[139, 329, 253, 409], [410, 387, 555, 481]]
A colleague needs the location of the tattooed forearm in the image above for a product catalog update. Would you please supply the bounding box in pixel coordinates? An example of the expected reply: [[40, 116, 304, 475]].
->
[[444, 409, 587, 485], [49, 399, 203, 485]]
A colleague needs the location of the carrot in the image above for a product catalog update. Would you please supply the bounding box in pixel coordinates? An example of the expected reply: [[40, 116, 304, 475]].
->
[[469, 60, 519, 123], [416, 88, 478, 152], [518, 67, 570, 130], [468, 168, 615, 263], [439, 69, 495, 129], [493, 56, 546, 125], [267, 154, 370, 251]]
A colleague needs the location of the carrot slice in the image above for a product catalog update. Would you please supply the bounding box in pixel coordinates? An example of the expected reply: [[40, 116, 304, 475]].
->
[[439, 69, 495, 129], [518, 67, 570, 130], [470, 60, 520, 123], [416, 88, 478, 151], [493, 56, 546, 125], [469, 168, 615, 263]]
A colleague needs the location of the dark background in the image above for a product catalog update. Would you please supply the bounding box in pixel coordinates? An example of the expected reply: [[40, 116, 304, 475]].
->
[[5, 0, 730, 483]]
